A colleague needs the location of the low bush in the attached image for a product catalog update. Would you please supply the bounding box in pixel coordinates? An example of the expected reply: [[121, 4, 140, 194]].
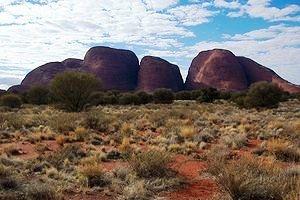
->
[[196, 88, 220, 103], [119, 93, 140, 105], [175, 91, 192, 100], [103, 94, 119, 105], [26, 86, 50, 105], [135, 91, 152, 104], [88, 91, 106, 106], [243, 82, 284, 108], [0, 94, 22, 108], [153, 89, 174, 104]]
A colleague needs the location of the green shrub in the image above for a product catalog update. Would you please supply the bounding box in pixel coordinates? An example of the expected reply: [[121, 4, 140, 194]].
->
[[153, 89, 174, 104], [119, 93, 140, 105], [219, 91, 232, 100], [26, 86, 50, 105], [129, 150, 172, 178], [243, 82, 284, 108], [230, 92, 247, 107], [88, 92, 106, 106], [175, 91, 192, 100], [103, 94, 119, 105], [196, 88, 220, 103], [190, 90, 203, 100], [51, 71, 100, 112], [135, 91, 152, 104], [0, 94, 22, 108]]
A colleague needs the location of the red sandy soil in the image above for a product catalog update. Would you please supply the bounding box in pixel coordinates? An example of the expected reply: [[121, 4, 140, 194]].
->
[[0, 138, 267, 200], [0, 140, 60, 159], [162, 140, 262, 200], [162, 155, 219, 200]]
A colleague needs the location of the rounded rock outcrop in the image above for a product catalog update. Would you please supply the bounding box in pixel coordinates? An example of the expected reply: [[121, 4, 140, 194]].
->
[[137, 56, 184, 92], [83, 46, 139, 91], [237, 57, 300, 93], [21, 59, 84, 87], [185, 49, 248, 91]]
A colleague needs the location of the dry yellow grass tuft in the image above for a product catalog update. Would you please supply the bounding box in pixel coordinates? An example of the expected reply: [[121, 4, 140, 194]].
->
[[180, 125, 197, 138]]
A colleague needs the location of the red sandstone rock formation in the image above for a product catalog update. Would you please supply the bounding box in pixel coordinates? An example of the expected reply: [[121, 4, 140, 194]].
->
[[185, 49, 248, 91], [185, 49, 300, 93], [83, 46, 139, 91], [137, 56, 184, 92]]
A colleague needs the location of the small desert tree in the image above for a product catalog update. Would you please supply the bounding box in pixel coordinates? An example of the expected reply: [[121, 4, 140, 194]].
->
[[51, 71, 100, 112], [197, 88, 220, 103], [26, 86, 50, 105], [244, 82, 283, 108]]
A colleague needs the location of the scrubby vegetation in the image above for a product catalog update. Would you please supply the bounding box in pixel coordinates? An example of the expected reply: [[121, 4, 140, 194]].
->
[[232, 82, 285, 108], [206, 156, 299, 200], [0, 94, 22, 108], [26, 85, 50, 105], [51, 71, 100, 111], [0, 74, 299, 199]]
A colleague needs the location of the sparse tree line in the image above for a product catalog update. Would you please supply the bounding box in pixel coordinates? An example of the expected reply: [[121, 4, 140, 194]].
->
[[0, 71, 299, 112]]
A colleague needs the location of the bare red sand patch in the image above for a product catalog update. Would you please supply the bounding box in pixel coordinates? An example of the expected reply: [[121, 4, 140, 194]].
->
[[163, 155, 219, 200]]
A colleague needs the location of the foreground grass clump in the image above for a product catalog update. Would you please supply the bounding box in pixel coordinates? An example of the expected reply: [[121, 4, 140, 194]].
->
[[206, 156, 299, 200], [266, 139, 300, 163], [25, 183, 60, 200], [79, 163, 110, 188], [129, 150, 172, 178]]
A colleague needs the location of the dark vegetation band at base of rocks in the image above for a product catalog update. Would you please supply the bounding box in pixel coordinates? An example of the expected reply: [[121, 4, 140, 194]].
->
[[1, 72, 299, 112]]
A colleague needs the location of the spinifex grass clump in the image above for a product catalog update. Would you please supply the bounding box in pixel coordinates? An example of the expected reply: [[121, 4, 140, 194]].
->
[[129, 150, 172, 179], [206, 156, 299, 200]]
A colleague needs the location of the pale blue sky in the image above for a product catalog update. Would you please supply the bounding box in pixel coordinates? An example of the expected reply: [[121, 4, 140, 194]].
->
[[0, 0, 300, 89]]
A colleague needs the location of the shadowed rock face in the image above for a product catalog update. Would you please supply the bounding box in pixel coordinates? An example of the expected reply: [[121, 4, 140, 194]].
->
[[8, 46, 140, 93], [83, 46, 139, 91], [237, 57, 300, 94], [185, 49, 248, 91], [21, 59, 84, 87], [185, 49, 300, 93], [7, 85, 30, 94], [0, 89, 6, 95], [137, 56, 184, 92], [8, 58, 84, 93]]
